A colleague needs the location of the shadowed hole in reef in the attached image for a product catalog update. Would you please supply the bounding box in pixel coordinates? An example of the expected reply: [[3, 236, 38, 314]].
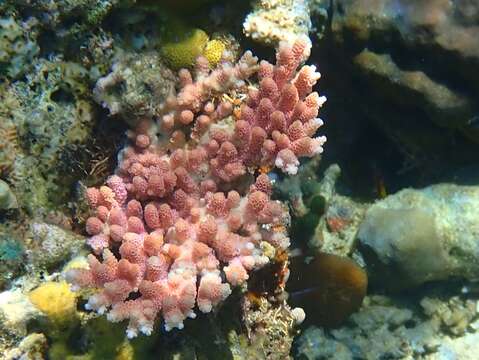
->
[[318, 104, 410, 199], [324, 1, 479, 97], [51, 88, 75, 104], [404, 319, 416, 329], [310, 38, 479, 196]]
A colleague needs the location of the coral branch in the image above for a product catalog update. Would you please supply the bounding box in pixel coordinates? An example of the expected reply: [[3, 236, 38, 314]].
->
[[67, 38, 326, 337]]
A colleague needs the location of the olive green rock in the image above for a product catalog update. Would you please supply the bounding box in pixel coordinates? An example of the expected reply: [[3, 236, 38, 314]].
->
[[0, 180, 17, 210]]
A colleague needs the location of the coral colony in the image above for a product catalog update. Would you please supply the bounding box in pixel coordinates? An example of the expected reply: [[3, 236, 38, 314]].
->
[[66, 37, 326, 338]]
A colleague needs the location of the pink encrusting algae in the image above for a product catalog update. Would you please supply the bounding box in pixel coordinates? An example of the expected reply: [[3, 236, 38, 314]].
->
[[66, 36, 326, 338]]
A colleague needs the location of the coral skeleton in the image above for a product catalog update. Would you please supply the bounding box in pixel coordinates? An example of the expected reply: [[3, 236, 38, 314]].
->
[[66, 37, 326, 338], [243, 0, 312, 46]]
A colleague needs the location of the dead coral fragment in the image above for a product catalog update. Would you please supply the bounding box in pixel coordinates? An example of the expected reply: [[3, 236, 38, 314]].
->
[[242, 295, 302, 359], [244, 0, 312, 46]]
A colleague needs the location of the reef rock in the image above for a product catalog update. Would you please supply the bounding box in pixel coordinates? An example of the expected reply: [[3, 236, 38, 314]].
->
[[4, 333, 47, 360], [358, 183, 479, 290], [27, 223, 84, 270], [0, 289, 42, 341], [0, 180, 18, 210], [4, 58, 96, 214], [310, 0, 479, 175], [295, 294, 479, 360], [0, 17, 39, 79], [275, 162, 367, 258], [93, 52, 176, 125], [326, 0, 478, 128]]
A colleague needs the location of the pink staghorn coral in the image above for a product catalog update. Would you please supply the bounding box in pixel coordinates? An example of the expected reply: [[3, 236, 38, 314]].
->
[[66, 37, 326, 338]]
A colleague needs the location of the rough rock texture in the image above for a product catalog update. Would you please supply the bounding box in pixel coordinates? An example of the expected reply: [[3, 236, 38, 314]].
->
[[308, 166, 366, 257], [0, 108, 19, 178], [358, 184, 479, 290], [4, 333, 47, 360], [2, 58, 96, 215], [93, 53, 176, 125], [242, 296, 304, 359], [1, 0, 132, 43], [0, 55, 111, 287], [0, 220, 85, 291], [0, 17, 39, 79], [310, 0, 479, 178], [329, 0, 479, 129], [26, 223, 85, 270], [295, 294, 479, 360], [276, 162, 367, 258], [353, 50, 474, 130], [0, 288, 42, 352]]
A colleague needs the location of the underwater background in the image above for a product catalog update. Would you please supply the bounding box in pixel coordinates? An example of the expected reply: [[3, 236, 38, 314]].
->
[[1, 0, 479, 359]]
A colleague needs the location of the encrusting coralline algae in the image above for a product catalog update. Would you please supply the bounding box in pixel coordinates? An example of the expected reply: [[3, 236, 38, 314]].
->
[[66, 36, 327, 338]]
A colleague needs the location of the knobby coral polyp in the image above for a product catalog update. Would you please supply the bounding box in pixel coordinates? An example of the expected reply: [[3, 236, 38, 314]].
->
[[66, 37, 326, 338]]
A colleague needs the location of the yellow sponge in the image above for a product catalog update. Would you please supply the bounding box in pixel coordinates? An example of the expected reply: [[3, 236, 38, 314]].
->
[[29, 281, 77, 323], [162, 29, 209, 69], [204, 39, 226, 67], [115, 341, 134, 360]]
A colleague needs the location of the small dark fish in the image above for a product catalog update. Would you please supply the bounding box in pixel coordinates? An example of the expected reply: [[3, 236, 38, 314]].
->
[[372, 162, 387, 199]]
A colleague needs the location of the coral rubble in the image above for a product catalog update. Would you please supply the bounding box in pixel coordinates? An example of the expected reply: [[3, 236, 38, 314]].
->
[[242, 295, 305, 359], [4, 333, 47, 360], [295, 294, 479, 360]]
